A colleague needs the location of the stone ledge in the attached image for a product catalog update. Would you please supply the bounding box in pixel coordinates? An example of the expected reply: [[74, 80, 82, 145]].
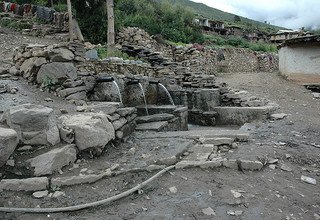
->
[[0, 177, 49, 192]]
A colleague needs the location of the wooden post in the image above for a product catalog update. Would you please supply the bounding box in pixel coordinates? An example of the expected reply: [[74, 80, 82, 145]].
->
[[106, 0, 115, 53], [67, 0, 74, 41]]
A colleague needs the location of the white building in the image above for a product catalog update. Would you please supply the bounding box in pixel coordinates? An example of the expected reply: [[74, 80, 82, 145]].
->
[[279, 35, 320, 84]]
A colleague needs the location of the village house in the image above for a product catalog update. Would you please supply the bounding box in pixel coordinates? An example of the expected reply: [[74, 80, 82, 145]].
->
[[278, 35, 320, 84], [270, 29, 314, 43]]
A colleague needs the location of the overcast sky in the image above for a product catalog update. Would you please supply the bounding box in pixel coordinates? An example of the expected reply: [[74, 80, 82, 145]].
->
[[191, 0, 320, 30]]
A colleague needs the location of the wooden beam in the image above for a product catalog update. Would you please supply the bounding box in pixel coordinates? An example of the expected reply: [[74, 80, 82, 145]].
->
[[106, 0, 115, 52], [67, 0, 74, 41]]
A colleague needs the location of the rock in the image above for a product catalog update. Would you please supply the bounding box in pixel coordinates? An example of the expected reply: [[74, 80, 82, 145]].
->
[[116, 107, 136, 117], [3, 104, 60, 146], [6, 159, 15, 167], [59, 127, 74, 144], [199, 137, 234, 146], [51, 191, 65, 198], [0, 177, 49, 192], [37, 62, 77, 85], [169, 186, 177, 193], [17, 145, 33, 151], [44, 97, 53, 102], [20, 57, 46, 79], [175, 160, 223, 169], [85, 49, 99, 60], [49, 48, 75, 62], [128, 147, 136, 155], [61, 113, 115, 151], [269, 164, 276, 169], [0, 127, 18, 167], [136, 113, 175, 124], [58, 86, 87, 98], [312, 93, 320, 99], [227, 210, 243, 216], [27, 145, 77, 176], [112, 118, 127, 130], [0, 67, 9, 75], [280, 164, 292, 172], [9, 66, 19, 76], [301, 175, 316, 185], [33, 190, 49, 198], [51, 173, 108, 187], [231, 190, 242, 198], [155, 156, 177, 166], [223, 159, 238, 169], [65, 91, 87, 101], [116, 130, 123, 139], [240, 160, 263, 171], [270, 113, 288, 120], [202, 207, 216, 216]]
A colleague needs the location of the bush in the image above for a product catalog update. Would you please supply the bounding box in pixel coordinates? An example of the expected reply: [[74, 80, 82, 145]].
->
[[72, 0, 204, 44]]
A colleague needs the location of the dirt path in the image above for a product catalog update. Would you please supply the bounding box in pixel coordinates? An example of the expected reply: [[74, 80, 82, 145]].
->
[[0, 28, 319, 219]]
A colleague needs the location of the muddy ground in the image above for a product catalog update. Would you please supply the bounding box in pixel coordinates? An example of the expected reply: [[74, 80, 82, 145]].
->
[[0, 28, 320, 220]]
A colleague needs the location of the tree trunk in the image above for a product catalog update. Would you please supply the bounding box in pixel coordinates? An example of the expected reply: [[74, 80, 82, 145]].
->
[[106, 0, 115, 53], [67, 0, 74, 41]]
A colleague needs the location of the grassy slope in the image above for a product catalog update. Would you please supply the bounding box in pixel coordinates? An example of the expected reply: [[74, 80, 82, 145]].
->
[[166, 0, 283, 34]]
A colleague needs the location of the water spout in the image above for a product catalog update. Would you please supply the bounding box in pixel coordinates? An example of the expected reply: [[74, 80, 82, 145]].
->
[[112, 81, 123, 105], [138, 83, 149, 115], [96, 76, 123, 104], [159, 83, 175, 106]]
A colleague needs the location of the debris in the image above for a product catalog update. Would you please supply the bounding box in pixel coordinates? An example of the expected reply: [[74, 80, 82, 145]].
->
[[269, 164, 276, 170], [312, 93, 320, 99], [32, 190, 49, 198], [44, 97, 53, 102], [311, 143, 320, 149], [6, 159, 15, 167], [270, 113, 288, 120], [209, 189, 212, 196], [301, 175, 316, 185], [169, 186, 177, 194], [231, 190, 242, 198], [268, 158, 279, 164], [51, 191, 66, 198], [314, 213, 320, 220], [280, 164, 293, 172], [227, 210, 243, 216], [285, 154, 292, 159], [17, 145, 33, 151], [202, 207, 216, 216]]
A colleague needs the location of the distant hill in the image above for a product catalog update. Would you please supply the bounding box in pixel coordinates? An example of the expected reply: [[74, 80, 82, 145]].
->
[[162, 0, 283, 34]]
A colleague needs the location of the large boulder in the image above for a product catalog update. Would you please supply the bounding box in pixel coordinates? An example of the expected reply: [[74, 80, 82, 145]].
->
[[20, 57, 47, 79], [61, 113, 115, 151], [27, 145, 77, 176], [49, 48, 75, 62], [0, 127, 18, 167], [36, 62, 77, 85], [3, 104, 60, 146]]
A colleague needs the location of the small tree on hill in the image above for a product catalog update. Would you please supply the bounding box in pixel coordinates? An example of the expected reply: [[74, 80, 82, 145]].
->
[[234, 15, 241, 22]]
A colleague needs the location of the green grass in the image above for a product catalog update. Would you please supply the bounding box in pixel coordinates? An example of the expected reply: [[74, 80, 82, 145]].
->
[[0, 19, 32, 31], [204, 34, 277, 52]]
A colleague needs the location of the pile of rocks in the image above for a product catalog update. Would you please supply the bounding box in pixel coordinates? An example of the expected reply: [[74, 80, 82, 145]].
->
[[116, 27, 154, 48], [0, 102, 138, 176], [121, 44, 168, 66], [220, 87, 269, 107], [257, 53, 279, 72], [11, 42, 97, 101]]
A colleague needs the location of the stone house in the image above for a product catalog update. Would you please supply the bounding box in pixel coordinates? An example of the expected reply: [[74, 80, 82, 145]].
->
[[270, 29, 313, 43], [278, 35, 320, 84]]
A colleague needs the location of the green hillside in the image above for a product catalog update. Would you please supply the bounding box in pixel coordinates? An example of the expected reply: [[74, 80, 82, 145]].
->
[[164, 0, 283, 34]]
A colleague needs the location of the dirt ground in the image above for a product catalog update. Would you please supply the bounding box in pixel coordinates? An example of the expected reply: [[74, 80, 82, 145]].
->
[[0, 28, 320, 220]]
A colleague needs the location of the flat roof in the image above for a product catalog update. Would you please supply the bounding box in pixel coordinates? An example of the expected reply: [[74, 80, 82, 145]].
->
[[279, 35, 320, 48]]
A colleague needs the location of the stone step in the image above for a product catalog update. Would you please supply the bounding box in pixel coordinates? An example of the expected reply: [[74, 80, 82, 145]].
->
[[134, 129, 249, 142], [136, 113, 175, 124], [136, 121, 169, 132]]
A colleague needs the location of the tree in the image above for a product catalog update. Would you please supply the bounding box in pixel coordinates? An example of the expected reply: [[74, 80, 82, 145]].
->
[[67, 0, 74, 41], [107, 0, 115, 53], [234, 15, 241, 22]]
